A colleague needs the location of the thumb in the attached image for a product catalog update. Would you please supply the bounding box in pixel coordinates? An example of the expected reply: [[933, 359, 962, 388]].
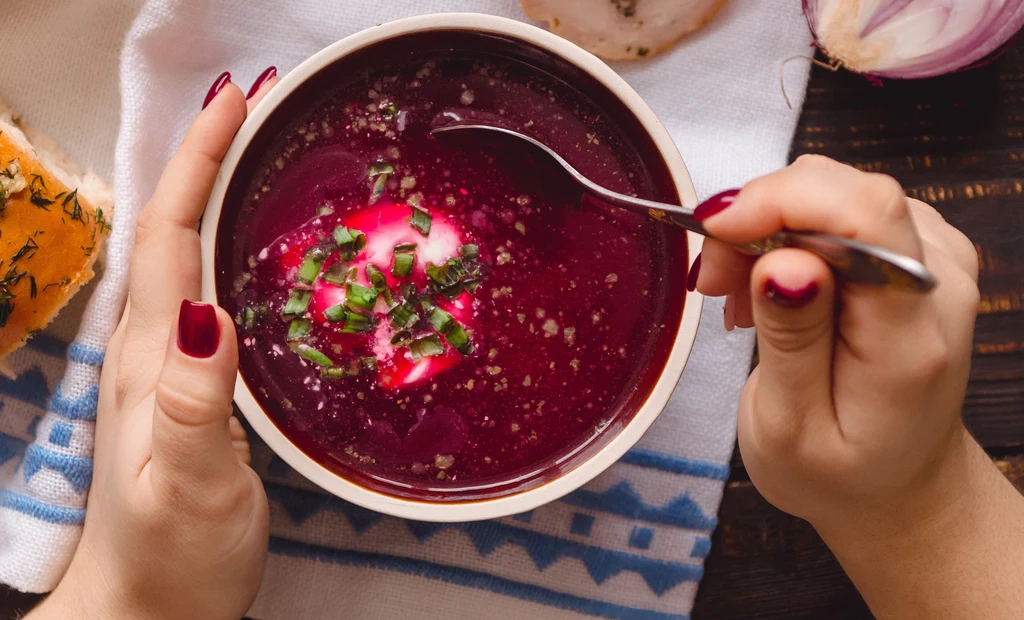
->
[[749, 249, 837, 429], [152, 300, 240, 486]]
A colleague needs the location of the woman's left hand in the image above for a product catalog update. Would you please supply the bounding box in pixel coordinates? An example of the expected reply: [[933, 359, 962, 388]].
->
[[29, 70, 278, 620]]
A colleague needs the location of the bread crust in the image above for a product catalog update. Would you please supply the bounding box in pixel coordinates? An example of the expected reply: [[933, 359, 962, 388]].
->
[[0, 117, 112, 357]]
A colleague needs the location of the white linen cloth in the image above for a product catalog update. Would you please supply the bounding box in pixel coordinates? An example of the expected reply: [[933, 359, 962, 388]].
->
[[0, 1, 812, 617]]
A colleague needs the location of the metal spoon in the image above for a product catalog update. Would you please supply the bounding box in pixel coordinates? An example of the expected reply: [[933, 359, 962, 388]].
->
[[431, 123, 936, 293]]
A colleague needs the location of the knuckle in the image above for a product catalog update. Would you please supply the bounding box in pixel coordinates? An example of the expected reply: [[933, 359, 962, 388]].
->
[[863, 174, 909, 223], [757, 314, 832, 356], [154, 378, 227, 429], [792, 153, 839, 170]]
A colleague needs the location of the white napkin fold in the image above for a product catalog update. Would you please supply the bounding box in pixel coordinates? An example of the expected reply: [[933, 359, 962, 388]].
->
[[0, 1, 812, 616]]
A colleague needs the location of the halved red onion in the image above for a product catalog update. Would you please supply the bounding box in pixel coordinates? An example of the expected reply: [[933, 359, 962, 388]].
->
[[803, 0, 1024, 79]]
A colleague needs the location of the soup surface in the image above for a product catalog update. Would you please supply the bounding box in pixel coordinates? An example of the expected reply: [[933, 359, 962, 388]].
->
[[218, 43, 686, 501]]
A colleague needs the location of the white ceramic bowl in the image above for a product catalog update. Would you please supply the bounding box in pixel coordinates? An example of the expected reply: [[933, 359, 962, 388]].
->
[[200, 12, 703, 522]]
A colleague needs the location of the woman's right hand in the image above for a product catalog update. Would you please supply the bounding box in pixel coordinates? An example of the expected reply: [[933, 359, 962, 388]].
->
[[695, 155, 1024, 618]]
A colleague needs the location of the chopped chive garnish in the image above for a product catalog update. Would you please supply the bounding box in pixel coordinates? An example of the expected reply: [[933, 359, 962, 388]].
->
[[365, 264, 387, 289], [391, 329, 414, 346], [346, 282, 378, 311], [242, 306, 257, 329], [394, 242, 417, 253], [333, 227, 367, 252], [296, 246, 328, 284], [426, 258, 467, 290], [370, 175, 387, 205], [341, 311, 375, 334], [387, 302, 419, 329], [322, 264, 351, 285], [287, 318, 312, 341], [409, 334, 445, 362], [360, 356, 379, 372], [400, 282, 417, 300], [392, 251, 414, 277], [282, 290, 312, 317], [323, 303, 347, 323], [463, 279, 481, 294], [419, 298, 435, 313], [321, 367, 349, 379], [317, 205, 334, 216], [381, 286, 397, 308], [459, 244, 479, 260], [296, 344, 333, 367], [380, 103, 398, 120], [368, 161, 394, 177], [428, 307, 474, 355], [429, 306, 454, 333], [410, 206, 432, 235]]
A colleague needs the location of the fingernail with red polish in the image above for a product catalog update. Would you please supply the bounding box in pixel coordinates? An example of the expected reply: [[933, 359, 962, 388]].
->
[[202, 71, 232, 110], [693, 189, 740, 223], [763, 279, 819, 309], [178, 300, 220, 358], [686, 253, 702, 292], [246, 66, 277, 99]]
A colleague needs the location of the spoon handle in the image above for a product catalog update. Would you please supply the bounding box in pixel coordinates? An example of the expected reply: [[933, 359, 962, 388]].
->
[[601, 194, 936, 293]]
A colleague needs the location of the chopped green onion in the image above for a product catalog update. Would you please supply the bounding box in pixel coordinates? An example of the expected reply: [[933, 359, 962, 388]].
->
[[399, 282, 417, 300], [410, 206, 432, 235], [380, 103, 398, 120], [394, 242, 417, 253], [370, 175, 387, 205], [242, 306, 257, 329], [341, 311, 375, 334], [360, 356, 379, 372], [287, 318, 312, 341], [419, 298, 435, 313], [368, 161, 394, 177], [365, 264, 387, 289], [409, 334, 445, 362], [346, 282, 378, 311], [392, 251, 414, 277], [322, 264, 351, 285], [463, 279, 481, 294], [390, 330, 414, 346], [296, 246, 328, 284], [426, 258, 467, 290], [446, 323, 474, 355], [459, 244, 479, 260], [387, 302, 418, 329], [323, 303, 347, 323], [380, 286, 397, 308], [282, 290, 312, 317], [429, 306, 454, 333], [333, 227, 367, 252], [317, 205, 335, 216], [296, 344, 333, 367], [321, 367, 348, 379]]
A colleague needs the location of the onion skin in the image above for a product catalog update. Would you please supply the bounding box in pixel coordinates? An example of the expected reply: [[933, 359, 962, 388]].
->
[[803, 0, 1024, 79]]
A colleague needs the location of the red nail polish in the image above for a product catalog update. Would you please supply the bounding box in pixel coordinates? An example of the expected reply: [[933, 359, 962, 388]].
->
[[202, 71, 232, 110], [693, 189, 740, 223], [178, 300, 220, 358], [247, 66, 277, 99], [686, 253, 702, 292], [763, 279, 819, 308]]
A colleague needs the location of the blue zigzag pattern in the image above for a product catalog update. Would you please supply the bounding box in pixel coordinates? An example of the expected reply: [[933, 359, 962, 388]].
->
[[48, 383, 100, 421], [22, 445, 92, 493], [266, 483, 702, 595], [0, 368, 49, 410], [269, 536, 691, 620], [563, 480, 717, 530]]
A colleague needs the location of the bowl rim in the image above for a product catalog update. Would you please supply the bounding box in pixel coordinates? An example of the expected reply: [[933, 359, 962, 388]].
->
[[200, 12, 704, 522]]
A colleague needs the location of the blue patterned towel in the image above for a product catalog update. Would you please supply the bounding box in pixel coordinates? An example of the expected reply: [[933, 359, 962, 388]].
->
[[0, 0, 812, 616]]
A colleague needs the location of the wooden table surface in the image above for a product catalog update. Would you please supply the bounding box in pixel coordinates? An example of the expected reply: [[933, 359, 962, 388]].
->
[[3, 39, 1023, 620]]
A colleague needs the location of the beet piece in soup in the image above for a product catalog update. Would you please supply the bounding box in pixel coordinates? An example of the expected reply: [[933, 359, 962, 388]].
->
[[218, 42, 687, 501]]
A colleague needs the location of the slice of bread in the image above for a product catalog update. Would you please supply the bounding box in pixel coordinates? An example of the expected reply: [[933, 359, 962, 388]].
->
[[0, 96, 113, 358]]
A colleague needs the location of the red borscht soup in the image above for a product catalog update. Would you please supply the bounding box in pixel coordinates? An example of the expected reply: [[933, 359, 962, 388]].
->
[[216, 32, 688, 501]]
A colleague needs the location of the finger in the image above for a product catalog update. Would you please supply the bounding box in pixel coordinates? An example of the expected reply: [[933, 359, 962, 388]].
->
[[699, 157, 924, 261], [695, 239, 756, 297], [151, 301, 240, 487], [229, 416, 252, 466], [129, 82, 248, 330], [246, 68, 280, 114], [732, 283, 754, 329], [908, 199, 979, 282], [749, 248, 837, 439]]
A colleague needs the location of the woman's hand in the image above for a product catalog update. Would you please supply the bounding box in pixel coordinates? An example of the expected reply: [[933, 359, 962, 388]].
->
[[694, 154, 1024, 618], [29, 70, 279, 620]]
